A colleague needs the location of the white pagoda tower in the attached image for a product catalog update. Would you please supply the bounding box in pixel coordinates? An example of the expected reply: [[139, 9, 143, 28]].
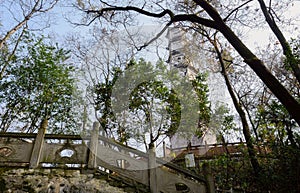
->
[[166, 27, 198, 79], [166, 26, 232, 155]]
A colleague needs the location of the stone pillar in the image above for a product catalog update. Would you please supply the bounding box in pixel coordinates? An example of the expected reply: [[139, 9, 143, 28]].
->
[[29, 119, 48, 168], [148, 143, 158, 193], [88, 122, 99, 169], [203, 162, 215, 193]]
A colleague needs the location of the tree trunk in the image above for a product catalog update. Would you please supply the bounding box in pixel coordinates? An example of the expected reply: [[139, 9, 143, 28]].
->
[[29, 118, 48, 168], [213, 40, 261, 176]]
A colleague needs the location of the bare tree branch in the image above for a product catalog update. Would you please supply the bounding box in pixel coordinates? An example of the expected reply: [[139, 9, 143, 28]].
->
[[223, 0, 254, 22], [0, 25, 28, 79], [137, 22, 172, 51], [257, 0, 300, 83], [86, 6, 174, 20], [0, 0, 59, 49]]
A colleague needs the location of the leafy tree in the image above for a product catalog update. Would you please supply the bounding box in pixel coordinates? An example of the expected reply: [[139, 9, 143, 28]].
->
[[67, 25, 135, 138], [93, 59, 180, 148], [125, 59, 182, 149], [0, 32, 82, 134], [210, 104, 240, 143], [92, 58, 211, 151], [92, 66, 122, 138]]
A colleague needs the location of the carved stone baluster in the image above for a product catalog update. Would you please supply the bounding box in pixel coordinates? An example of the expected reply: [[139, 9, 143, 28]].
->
[[203, 162, 216, 193], [29, 119, 47, 168], [148, 144, 158, 193], [88, 122, 99, 169]]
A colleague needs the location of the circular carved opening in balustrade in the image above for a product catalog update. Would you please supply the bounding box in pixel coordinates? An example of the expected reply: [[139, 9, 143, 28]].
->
[[60, 149, 75, 158], [55, 146, 78, 163], [0, 146, 13, 157], [175, 183, 190, 192]]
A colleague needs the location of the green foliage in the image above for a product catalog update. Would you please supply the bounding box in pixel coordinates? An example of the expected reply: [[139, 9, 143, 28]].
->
[[255, 144, 300, 193], [208, 154, 257, 192], [284, 38, 300, 72], [0, 32, 82, 133], [210, 104, 239, 143], [127, 59, 181, 144], [191, 73, 211, 137], [253, 98, 300, 192], [290, 38, 300, 60], [93, 66, 122, 138], [256, 100, 298, 146]]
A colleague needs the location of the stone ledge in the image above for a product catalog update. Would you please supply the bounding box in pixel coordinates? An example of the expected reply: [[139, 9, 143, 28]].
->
[[0, 168, 127, 193]]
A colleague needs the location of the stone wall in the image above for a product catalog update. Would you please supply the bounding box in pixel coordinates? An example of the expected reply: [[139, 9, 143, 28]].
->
[[0, 168, 128, 193]]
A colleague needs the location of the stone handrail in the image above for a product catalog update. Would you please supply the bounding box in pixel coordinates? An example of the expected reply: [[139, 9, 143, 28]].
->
[[0, 123, 209, 193]]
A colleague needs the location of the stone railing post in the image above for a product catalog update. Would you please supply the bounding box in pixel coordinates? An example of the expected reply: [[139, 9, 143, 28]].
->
[[88, 122, 99, 169], [203, 162, 216, 193], [148, 143, 158, 193], [29, 119, 47, 168]]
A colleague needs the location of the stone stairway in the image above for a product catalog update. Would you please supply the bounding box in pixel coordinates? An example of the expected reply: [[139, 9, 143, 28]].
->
[[90, 134, 207, 193], [0, 123, 208, 193]]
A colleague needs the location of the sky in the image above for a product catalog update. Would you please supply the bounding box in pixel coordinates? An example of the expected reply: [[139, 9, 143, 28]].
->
[[1, 1, 299, 52]]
